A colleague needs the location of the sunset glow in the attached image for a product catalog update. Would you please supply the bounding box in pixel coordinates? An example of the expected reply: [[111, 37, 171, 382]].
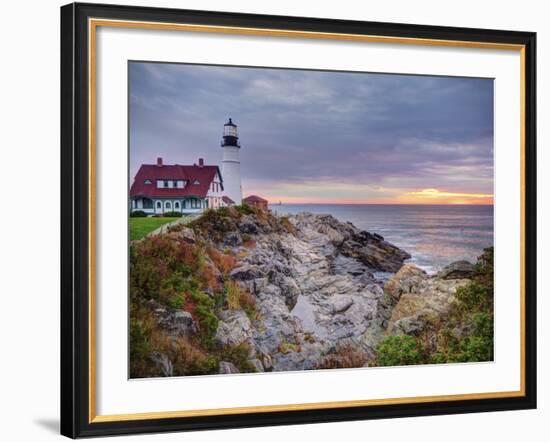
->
[[130, 63, 494, 206]]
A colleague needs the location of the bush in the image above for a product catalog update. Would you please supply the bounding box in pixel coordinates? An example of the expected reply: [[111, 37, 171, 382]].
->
[[454, 282, 491, 316], [220, 343, 258, 373], [376, 335, 424, 367], [207, 247, 236, 275], [234, 204, 256, 215], [129, 236, 197, 305], [317, 344, 368, 369], [190, 290, 219, 347], [189, 208, 236, 242], [224, 280, 256, 318], [162, 211, 182, 218], [170, 337, 219, 376], [279, 216, 297, 235], [130, 210, 147, 217]]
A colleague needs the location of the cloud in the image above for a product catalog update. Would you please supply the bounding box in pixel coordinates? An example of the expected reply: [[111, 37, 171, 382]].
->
[[129, 62, 494, 203]]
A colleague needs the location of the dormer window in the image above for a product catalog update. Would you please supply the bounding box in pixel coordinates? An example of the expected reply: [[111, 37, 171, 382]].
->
[[163, 180, 169, 188], [193, 180, 200, 185], [144, 179, 152, 185]]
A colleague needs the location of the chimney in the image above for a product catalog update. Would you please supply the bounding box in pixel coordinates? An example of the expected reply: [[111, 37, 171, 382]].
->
[[156, 157, 163, 167], [198, 158, 204, 168]]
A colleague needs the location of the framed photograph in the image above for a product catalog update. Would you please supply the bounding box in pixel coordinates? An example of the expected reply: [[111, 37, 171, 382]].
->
[[60, 2, 537, 438]]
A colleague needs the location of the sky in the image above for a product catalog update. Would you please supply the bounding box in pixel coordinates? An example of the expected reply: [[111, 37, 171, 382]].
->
[[129, 62, 494, 205]]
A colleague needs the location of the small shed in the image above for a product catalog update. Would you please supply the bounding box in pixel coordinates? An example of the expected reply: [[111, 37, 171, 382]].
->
[[243, 195, 268, 211]]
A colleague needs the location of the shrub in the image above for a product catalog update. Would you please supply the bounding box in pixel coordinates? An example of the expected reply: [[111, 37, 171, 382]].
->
[[455, 282, 491, 316], [189, 208, 236, 242], [189, 290, 219, 347], [225, 280, 242, 310], [130, 210, 147, 217], [278, 341, 301, 354], [224, 281, 256, 317], [168, 293, 185, 310], [376, 335, 424, 367], [234, 204, 256, 215], [280, 216, 297, 235], [130, 236, 198, 305], [170, 337, 219, 376], [162, 211, 182, 218], [220, 343, 258, 373], [317, 344, 368, 369], [207, 247, 236, 275]]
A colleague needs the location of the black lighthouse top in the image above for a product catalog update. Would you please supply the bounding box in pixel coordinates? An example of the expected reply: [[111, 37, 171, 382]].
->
[[221, 118, 240, 148]]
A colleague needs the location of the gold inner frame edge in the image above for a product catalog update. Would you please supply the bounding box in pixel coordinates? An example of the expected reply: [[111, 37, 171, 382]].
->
[[87, 17, 527, 424]]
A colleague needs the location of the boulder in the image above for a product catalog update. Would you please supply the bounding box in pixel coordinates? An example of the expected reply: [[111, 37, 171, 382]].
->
[[238, 218, 259, 235], [168, 226, 196, 244], [230, 264, 265, 281], [327, 295, 354, 314], [155, 309, 198, 337], [215, 310, 253, 348], [385, 264, 471, 336], [218, 361, 240, 374], [224, 232, 242, 247], [437, 260, 476, 280], [150, 351, 173, 377], [384, 264, 428, 305]]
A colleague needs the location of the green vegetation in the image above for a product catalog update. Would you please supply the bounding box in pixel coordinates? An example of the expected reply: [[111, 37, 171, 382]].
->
[[129, 217, 179, 241], [162, 211, 183, 218], [129, 209, 262, 378], [130, 210, 147, 217], [375, 247, 494, 367], [376, 335, 423, 366]]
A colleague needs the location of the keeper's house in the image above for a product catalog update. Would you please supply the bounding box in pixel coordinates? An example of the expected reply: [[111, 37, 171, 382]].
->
[[130, 157, 227, 215]]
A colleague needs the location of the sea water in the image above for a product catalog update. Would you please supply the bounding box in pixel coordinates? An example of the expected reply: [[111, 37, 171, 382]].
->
[[271, 204, 493, 274]]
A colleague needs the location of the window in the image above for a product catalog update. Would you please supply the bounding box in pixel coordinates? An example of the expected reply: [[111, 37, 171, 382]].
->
[[166, 201, 171, 209], [156, 201, 161, 209], [163, 180, 169, 188], [143, 199, 153, 209], [193, 180, 200, 185], [175, 202, 180, 209], [144, 179, 152, 185]]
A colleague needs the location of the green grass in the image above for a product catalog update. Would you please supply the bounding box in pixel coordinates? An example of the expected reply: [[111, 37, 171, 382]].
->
[[130, 217, 180, 241]]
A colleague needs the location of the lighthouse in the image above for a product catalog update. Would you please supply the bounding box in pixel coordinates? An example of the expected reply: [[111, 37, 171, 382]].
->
[[220, 118, 242, 205]]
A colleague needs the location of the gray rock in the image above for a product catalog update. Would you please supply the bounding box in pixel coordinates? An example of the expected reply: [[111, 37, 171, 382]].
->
[[238, 220, 259, 235], [215, 310, 253, 348], [230, 264, 265, 281], [248, 358, 264, 372], [385, 264, 471, 336], [327, 295, 354, 314], [392, 317, 426, 335], [155, 309, 197, 337], [168, 226, 196, 243], [218, 361, 240, 374], [224, 232, 242, 247], [437, 260, 476, 280], [150, 352, 173, 377]]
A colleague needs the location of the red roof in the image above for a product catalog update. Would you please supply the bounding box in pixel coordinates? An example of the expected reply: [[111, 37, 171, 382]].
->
[[130, 162, 222, 199], [244, 195, 268, 203], [222, 196, 235, 204]]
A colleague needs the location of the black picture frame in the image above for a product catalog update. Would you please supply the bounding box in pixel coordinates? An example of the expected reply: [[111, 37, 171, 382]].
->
[[60, 2, 537, 438]]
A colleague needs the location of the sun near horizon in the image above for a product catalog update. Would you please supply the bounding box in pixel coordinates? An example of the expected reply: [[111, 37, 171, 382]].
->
[[260, 188, 494, 206]]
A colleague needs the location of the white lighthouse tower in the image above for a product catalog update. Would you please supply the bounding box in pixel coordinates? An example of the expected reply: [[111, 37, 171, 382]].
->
[[221, 118, 242, 205]]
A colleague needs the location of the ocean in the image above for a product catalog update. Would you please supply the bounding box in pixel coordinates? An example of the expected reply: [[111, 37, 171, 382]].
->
[[270, 204, 493, 274]]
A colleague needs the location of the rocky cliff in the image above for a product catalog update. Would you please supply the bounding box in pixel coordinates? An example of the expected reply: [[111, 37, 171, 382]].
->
[[129, 206, 486, 377]]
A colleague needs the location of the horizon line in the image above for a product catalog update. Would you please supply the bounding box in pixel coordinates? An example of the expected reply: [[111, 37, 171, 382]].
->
[[266, 202, 494, 206]]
